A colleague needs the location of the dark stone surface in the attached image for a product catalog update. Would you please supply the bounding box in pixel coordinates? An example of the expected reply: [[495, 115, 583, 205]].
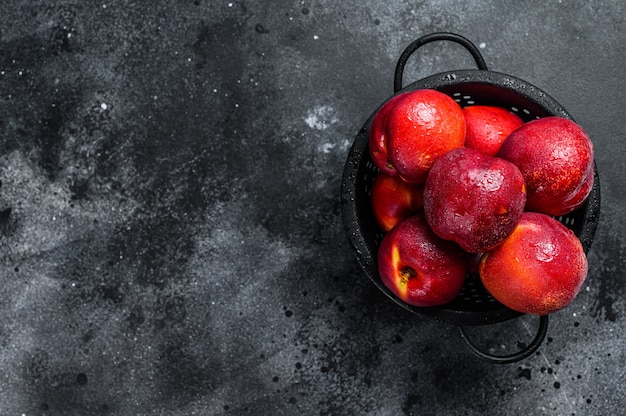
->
[[0, 1, 624, 415]]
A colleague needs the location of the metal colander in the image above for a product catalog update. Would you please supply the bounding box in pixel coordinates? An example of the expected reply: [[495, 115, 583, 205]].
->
[[341, 32, 601, 363]]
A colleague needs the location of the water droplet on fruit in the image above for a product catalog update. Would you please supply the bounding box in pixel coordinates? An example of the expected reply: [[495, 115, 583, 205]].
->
[[533, 241, 556, 262]]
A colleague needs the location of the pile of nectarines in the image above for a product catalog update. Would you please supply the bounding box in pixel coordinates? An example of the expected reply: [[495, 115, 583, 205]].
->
[[369, 89, 593, 315]]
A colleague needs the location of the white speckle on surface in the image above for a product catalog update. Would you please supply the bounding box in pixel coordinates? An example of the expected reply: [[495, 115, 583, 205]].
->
[[304, 105, 338, 130], [313, 35, 319, 40], [320, 142, 335, 153], [100, 102, 108, 110], [479, 42, 486, 49]]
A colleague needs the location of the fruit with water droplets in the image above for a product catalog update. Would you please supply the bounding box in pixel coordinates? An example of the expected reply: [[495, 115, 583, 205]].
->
[[423, 147, 527, 253], [463, 105, 524, 156], [377, 213, 467, 307], [369, 89, 465, 184], [498, 116, 594, 216], [479, 212, 588, 315]]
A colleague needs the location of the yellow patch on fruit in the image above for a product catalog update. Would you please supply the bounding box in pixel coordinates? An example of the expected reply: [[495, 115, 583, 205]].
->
[[391, 244, 402, 271], [391, 244, 414, 299]]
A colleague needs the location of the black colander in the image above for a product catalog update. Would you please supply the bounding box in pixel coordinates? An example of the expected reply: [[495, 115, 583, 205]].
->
[[341, 32, 601, 363]]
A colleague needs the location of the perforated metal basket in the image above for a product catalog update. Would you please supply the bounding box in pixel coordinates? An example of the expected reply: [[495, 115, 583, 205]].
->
[[341, 32, 601, 363]]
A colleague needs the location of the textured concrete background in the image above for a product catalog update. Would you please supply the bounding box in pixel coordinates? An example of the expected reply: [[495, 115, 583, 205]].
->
[[0, 1, 624, 415]]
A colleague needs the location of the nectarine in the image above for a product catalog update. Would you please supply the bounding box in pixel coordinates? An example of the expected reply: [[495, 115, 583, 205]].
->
[[377, 213, 467, 307], [463, 105, 524, 156], [371, 172, 424, 232], [423, 147, 527, 253], [498, 116, 594, 216], [369, 89, 466, 184], [479, 212, 588, 315]]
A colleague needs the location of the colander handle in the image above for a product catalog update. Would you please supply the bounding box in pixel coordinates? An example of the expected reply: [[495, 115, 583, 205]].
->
[[458, 315, 549, 364], [394, 32, 488, 93]]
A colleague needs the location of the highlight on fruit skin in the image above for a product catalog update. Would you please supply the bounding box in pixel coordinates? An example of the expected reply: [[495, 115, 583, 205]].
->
[[478, 212, 588, 316]]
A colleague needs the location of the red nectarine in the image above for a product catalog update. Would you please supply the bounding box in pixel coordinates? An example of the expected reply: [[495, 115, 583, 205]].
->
[[423, 147, 527, 253], [479, 212, 588, 315], [463, 105, 524, 156], [498, 116, 594, 216], [377, 213, 467, 307], [369, 89, 466, 184], [371, 172, 424, 232]]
